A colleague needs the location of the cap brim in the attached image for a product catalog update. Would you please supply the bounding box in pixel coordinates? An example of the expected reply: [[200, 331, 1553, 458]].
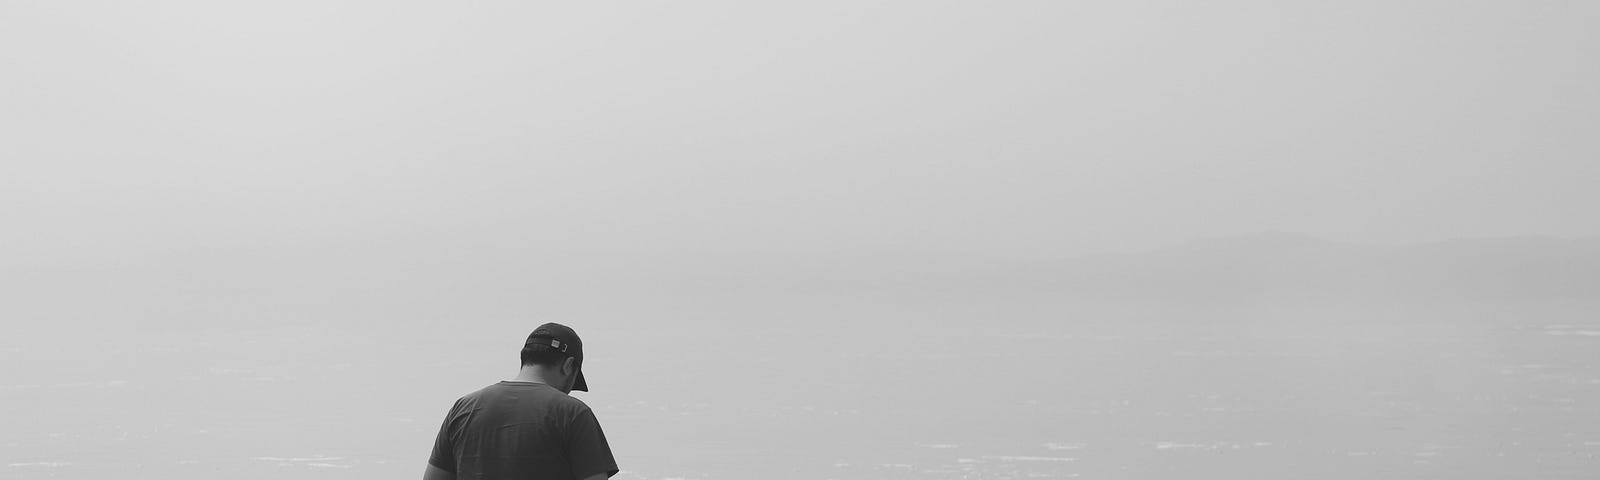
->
[[573, 370, 588, 392]]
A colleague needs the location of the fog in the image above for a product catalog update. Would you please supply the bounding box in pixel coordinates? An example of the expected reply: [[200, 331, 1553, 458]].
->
[[3, 1, 1599, 479], [5, 1, 1598, 262]]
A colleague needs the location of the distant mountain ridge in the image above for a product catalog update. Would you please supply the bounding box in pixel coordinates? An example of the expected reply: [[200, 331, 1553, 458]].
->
[[1003, 234, 1600, 305], [492, 233, 1600, 306], [6, 233, 1597, 329]]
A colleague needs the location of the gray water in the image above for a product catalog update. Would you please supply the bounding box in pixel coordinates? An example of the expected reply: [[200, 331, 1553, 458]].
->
[[5, 303, 1598, 480]]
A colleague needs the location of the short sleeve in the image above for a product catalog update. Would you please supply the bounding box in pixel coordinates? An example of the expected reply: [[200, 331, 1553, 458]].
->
[[427, 403, 458, 472], [567, 408, 619, 478]]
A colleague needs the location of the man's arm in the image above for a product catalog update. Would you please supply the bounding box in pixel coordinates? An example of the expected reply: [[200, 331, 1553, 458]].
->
[[423, 464, 455, 480], [568, 408, 619, 479], [426, 400, 460, 480]]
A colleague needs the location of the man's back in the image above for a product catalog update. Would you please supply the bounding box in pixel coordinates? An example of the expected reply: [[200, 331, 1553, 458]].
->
[[429, 381, 618, 480]]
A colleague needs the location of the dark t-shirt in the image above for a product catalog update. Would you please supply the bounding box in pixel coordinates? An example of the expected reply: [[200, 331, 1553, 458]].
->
[[429, 381, 619, 479]]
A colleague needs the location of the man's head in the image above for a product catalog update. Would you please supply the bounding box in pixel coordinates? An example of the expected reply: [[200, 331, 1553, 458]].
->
[[520, 323, 588, 393]]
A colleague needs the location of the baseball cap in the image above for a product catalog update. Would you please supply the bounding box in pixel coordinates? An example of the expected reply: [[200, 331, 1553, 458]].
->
[[524, 323, 588, 392]]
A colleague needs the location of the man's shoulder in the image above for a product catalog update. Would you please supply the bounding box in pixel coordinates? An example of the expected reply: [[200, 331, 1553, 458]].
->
[[557, 392, 594, 412], [539, 388, 597, 420], [459, 382, 592, 410], [454, 383, 500, 402], [447, 383, 515, 409]]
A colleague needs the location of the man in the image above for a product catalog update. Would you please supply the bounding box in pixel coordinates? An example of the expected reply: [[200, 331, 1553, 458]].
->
[[425, 323, 619, 480]]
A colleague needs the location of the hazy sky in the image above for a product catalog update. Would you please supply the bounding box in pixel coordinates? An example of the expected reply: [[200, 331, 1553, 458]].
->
[[4, 7, 1598, 478], [4, 0, 1596, 262]]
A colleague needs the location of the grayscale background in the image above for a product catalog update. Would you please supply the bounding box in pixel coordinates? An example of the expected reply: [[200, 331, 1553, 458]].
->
[[3, 1, 1597, 479]]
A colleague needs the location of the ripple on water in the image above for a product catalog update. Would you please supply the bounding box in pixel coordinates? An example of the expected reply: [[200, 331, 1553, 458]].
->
[[984, 455, 1077, 462], [914, 442, 960, 449], [250, 456, 355, 468], [8, 462, 71, 468]]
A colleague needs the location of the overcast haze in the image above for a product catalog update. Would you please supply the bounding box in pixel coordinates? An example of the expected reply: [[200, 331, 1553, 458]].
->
[[5, 2, 1600, 479], [4, 0, 1598, 264]]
